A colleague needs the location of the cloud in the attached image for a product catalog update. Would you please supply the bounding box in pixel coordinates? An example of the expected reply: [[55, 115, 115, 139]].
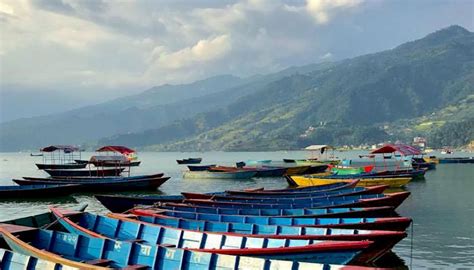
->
[[149, 35, 232, 70], [4, 0, 466, 97]]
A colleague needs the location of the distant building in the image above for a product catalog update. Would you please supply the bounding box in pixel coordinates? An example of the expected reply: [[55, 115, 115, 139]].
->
[[413, 137, 427, 149]]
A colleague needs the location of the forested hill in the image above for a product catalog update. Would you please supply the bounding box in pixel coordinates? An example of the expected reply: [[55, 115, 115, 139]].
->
[[99, 25, 474, 150]]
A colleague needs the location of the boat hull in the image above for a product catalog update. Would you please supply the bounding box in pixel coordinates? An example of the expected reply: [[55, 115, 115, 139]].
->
[[94, 194, 184, 212], [182, 185, 388, 201], [35, 163, 87, 170], [177, 158, 202, 164], [287, 176, 412, 188], [0, 224, 374, 269], [183, 192, 410, 209], [44, 168, 124, 177], [183, 170, 257, 179], [91, 160, 141, 167], [439, 157, 474, 163], [12, 177, 170, 192], [0, 184, 79, 199], [160, 203, 396, 218], [49, 208, 372, 265], [140, 208, 411, 231]]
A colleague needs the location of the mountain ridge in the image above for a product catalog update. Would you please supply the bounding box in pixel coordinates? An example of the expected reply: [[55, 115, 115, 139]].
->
[[99, 25, 474, 151]]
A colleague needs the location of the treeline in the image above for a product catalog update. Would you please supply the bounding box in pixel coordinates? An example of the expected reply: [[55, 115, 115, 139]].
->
[[429, 118, 474, 148]]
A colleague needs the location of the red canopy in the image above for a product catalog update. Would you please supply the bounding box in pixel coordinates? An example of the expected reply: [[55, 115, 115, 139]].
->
[[370, 144, 422, 156], [40, 145, 80, 153], [96, 146, 135, 155]]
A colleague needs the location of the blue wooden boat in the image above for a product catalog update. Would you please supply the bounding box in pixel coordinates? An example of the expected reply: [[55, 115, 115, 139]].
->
[[0, 184, 79, 199], [183, 186, 388, 204], [134, 208, 412, 232], [12, 176, 170, 192], [183, 170, 257, 179], [158, 202, 397, 217], [182, 185, 388, 200], [187, 165, 217, 171], [118, 211, 406, 263], [95, 194, 184, 212], [0, 224, 376, 270], [49, 208, 372, 264], [183, 192, 410, 209], [0, 248, 74, 270]]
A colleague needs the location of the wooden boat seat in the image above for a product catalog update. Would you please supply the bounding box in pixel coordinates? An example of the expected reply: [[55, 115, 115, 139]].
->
[[84, 258, 112, 266], [124, 238, 145, 243], [160, 244, 176, 248], [124, 264, 148, 269]]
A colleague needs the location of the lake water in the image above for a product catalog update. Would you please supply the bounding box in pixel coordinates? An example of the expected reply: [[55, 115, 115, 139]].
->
[[0, 151, 473, 269]]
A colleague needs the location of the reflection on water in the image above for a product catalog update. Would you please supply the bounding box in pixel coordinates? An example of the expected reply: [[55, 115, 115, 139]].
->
[[1, 151, 473, 268]]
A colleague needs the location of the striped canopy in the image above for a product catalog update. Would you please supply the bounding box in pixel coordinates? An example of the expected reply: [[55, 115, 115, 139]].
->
[[370, 144, 421, 156], [96, 146, 135, 155]]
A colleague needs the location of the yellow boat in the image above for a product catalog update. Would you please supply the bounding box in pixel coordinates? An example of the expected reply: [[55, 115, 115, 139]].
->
[[423, 156, 439, 164], [288, 175, 412, 188]]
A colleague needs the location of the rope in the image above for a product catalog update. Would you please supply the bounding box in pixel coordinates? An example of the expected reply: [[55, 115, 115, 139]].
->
[[410, 220, 414, 269]]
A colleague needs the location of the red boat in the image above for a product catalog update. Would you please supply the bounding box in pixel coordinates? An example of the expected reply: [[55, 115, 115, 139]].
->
[[182, 192, 411, 209], [181, 185, 388, 200]]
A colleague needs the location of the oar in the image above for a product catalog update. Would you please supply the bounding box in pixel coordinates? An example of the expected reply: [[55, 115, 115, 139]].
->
[[41, 204, 88, 230]]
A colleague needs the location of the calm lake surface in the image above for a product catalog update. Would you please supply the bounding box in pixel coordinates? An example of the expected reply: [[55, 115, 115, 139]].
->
[[0, 151, 473, 269]]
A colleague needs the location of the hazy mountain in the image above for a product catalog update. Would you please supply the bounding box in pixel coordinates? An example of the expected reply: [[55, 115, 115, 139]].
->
[[99, 25, 474, 150], [0, 64, 331, 151]]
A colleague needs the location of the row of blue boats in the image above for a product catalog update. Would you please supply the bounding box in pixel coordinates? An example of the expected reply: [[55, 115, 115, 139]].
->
[[0, 180, 412, 269]]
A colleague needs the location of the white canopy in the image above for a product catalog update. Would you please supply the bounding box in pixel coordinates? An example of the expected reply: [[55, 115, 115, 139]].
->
[[305, 145, 334, 151]]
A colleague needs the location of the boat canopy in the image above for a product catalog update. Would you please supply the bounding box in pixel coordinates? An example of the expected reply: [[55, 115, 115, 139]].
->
[[370, 144, 421, 156], [305, 145, 334, 154], [40, 145, 80, 153], [96, 145, 135, 155], [90, 155, 128, 162]]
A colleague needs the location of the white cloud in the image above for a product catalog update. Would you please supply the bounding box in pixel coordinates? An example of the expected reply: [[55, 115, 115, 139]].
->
[[0, 0, 370, 92], [150, 35, 232, 70], [306, 0, 363, 24]]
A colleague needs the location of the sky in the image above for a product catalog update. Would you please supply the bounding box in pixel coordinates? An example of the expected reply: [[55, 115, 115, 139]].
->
[[0, 0, 473, 120]]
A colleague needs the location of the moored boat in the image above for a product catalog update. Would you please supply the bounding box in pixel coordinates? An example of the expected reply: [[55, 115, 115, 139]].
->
[[182, 192, 410, 210], [12, 176, 170, 192], [93, 181, 361, 212], [49, 208, 373, 264], [438, 157, 474, 163], [287, 175, 412, 188], [35, 145, 85, 170], [94, 194, 185, 212], [285, 165, 311, 175], [35, 163, 87, 170], [154, 203, 397, 218], [22, 172, 164, 181], [0, 248, 78, 270], [183, 170, 257, 179], [181, 185, 388, 200], [227, 180, 360, 195], [0, 184, 79, 199], [187, 164, 217, 171], [138, 207, 411, 231], [44, 168, 124, 177], [210, 166, 287, 177], [0, 224, 379, 270], [109, 212, 404, 263], [177, 158, 203, 164]]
